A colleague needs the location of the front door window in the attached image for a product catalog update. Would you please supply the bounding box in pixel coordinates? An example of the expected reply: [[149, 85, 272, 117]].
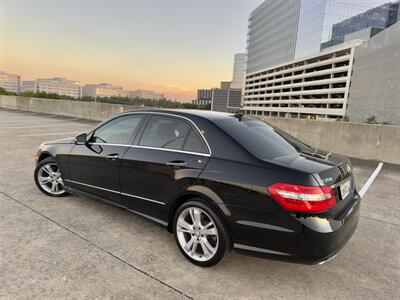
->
[[90, 115, 143, 145]]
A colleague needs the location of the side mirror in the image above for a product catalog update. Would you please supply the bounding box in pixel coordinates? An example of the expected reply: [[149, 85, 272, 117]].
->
[[74, 133, 87, 145]]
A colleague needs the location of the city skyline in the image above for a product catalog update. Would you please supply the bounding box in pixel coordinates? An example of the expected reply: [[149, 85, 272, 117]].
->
[[1, 0, 262, 101]]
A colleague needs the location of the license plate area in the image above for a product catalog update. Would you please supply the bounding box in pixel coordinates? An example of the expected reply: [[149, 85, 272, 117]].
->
[[340, 179, 351, 200]]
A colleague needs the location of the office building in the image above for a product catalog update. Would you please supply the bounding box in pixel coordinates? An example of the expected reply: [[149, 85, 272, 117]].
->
[[211, 88, 242, 113], [244, 22, 400, 122], [132, 90, 164, 100], [231, 53, 246, 89], [346, 22, 400, 125], [82, 83, 129, 98], [36, 78, 81, 98], [195, 89, 212, 106], [243, 43, 357, 119], [197, 89, 212, 101], [321, 27, 383, 50], [21, 81, 36, 93], [321, 1, 400, 50], [195, 53, 245, 109], [0, 71, 21, 94], [246, 0, 390, 74], [220, 81, 231, 89]]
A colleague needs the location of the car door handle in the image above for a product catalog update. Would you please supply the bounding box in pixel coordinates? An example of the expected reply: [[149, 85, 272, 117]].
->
[[166, 160, 187, 168], [106, 153, 120, 161]]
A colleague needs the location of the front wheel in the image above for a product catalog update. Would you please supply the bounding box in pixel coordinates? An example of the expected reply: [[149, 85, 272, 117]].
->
[[173, 199, 231, 267], [34, 157, 68, 197]]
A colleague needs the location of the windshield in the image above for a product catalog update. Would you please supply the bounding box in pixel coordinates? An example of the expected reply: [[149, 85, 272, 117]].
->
[[214, 116, 311, 160]]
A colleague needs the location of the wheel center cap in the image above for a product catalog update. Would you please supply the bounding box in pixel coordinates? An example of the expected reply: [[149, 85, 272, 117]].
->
[[194, 230, 200, 237]]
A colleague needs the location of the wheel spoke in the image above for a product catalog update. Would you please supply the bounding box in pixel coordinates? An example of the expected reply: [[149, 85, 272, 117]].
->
[[177, 219, 192, 233], [51, 182, 59, 193], [201, 227, 218, 236], [200, 238, 215, 256], [189, 208, 202, 227], [191, 240, 199, 256], [185, 236, 195, 251], [203, 221, 213, 229], [199, 238, 211, 257], [44, 165, 54, 175], [38, 176, 52, 185]]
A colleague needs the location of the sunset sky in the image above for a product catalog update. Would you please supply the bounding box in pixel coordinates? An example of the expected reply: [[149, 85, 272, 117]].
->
[[1, 0, 263, 101]]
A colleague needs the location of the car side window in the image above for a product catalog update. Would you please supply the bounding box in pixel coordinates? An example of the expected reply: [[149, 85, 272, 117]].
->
[[139, 116, 192, 150], [183, 129, 209, 154], [90, 115, 142, 145]]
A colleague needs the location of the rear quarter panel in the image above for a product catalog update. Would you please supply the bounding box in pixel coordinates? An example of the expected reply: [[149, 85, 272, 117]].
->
[[198, 157, 319, 242]]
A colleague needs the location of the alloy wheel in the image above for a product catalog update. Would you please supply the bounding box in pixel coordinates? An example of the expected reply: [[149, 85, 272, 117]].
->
[[176, 207, 219, 262], [37, 162, 66, 196]]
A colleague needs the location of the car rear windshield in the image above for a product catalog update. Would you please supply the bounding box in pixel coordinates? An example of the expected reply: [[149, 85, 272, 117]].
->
[[214, 116, 311, 160]]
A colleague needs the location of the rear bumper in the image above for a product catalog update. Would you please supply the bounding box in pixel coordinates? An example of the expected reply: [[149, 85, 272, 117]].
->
[[231, 192, 361, 264]]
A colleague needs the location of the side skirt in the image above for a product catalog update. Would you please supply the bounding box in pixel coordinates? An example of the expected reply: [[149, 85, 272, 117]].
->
[[64, 185, 168, 227]]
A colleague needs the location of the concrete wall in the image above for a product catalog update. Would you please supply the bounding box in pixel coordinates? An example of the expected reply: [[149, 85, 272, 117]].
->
[[1, 95, 399, 164], [347, 22, 400, 125], [0, 95, 140, 121], [261, 117, 399, 165]]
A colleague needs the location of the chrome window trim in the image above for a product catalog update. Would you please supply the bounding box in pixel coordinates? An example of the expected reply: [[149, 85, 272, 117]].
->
[[89, 143, 130, 147], [89, 143, 211, 157], [87, 111, 212, 156], [131, 145, 210, 157], [64, 179, 165, 205]]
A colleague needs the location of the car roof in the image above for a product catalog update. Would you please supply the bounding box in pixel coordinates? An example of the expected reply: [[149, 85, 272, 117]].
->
[[120, 108, 236, 121]]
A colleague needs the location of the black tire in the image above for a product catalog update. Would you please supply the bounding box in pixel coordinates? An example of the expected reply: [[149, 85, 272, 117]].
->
[[173, 198, 231, 267], [34, 157, 68, 197]]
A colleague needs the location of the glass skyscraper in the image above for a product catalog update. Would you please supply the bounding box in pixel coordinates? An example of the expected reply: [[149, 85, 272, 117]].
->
[[231, 53, 246, 89], [246, 0, 391, 74], [321, 1, 400, 50]]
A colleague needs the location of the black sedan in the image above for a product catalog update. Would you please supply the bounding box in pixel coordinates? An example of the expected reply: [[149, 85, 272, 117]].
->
[[34, 109, 360, 267]]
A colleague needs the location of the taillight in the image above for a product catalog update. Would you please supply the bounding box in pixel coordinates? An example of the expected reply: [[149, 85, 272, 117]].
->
[[267, 182, 336, 213]]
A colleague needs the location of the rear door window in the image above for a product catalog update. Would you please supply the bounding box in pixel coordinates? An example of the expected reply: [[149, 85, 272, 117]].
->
[[139, 116, 191, 150], [183, 129, 209, 154]]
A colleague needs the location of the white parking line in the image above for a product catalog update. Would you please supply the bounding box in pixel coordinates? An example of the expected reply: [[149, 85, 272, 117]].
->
[[19, 132, 80, 137], [359, 162, 384, 199]]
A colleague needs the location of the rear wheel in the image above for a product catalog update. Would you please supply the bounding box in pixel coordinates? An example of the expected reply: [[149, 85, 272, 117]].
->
[[34, 157, 67, 197], [173, 199, 231, 267]]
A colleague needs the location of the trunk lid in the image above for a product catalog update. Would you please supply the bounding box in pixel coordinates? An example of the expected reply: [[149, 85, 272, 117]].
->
[[270, 147, 356, 217]]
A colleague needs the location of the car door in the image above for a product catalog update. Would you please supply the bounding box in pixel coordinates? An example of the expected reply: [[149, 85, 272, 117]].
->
[[67, 114, 145, 205], [120, 114, 210, 221]]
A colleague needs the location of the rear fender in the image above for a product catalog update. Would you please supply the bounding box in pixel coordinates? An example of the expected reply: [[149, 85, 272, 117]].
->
[[166, 185, 232, 231]]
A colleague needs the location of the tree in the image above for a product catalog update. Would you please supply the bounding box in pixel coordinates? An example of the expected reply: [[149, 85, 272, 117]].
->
[[366, 115, 377, 124], [0, 87, 17, 96], [3, 89, 209, 110]]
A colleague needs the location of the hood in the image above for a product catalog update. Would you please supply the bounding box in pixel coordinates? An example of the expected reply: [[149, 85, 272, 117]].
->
[[44, 137, 75, 145]]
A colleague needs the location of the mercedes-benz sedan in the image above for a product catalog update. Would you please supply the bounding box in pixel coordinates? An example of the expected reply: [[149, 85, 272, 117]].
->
[[34, 109, 360, 266]]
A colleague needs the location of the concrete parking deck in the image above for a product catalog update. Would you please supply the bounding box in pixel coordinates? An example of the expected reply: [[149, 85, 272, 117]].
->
[[1, 109, 399, 299]]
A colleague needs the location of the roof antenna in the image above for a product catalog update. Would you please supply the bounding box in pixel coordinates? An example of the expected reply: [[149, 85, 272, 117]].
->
[[233, 110, 244, 121]]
